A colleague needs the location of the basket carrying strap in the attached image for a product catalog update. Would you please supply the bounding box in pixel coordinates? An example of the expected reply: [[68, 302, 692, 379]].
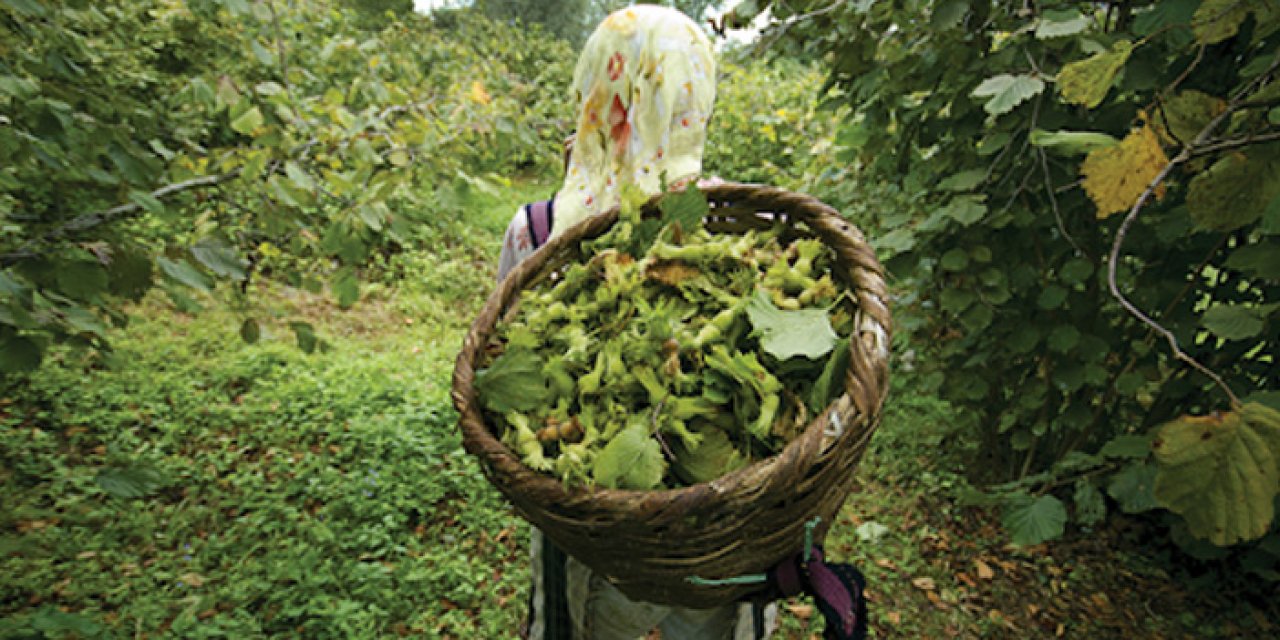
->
[[524, 196, 556, 249], [764, 545, 867, 640]]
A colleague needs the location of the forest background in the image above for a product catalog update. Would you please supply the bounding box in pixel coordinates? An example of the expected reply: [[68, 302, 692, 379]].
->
[[1, 0, 1277, 637]]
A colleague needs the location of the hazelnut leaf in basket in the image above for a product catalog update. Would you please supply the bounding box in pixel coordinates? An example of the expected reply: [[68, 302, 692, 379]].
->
[[746, 288, 838, 361], [671, 424, 748, 485], [659, 184, 708, 234], [474, 347, 550, 414], [593, 418, 666, 490]]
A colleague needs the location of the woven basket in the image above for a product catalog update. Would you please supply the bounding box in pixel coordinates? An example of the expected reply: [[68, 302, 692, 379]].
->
[[452, 183, 891, 608]]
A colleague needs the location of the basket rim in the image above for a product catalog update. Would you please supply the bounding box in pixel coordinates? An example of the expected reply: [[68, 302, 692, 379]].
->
[[451, 181, 892, 507]]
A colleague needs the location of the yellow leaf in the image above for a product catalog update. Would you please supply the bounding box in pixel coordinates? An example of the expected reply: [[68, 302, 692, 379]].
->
[[1080, 124, 1169, 219], [1058, 40, 1133, 109], [469, 80, 491, 105]]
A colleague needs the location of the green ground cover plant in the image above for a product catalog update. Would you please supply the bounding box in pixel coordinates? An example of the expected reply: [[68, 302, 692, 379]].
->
[[4, 0, 1279, 636]]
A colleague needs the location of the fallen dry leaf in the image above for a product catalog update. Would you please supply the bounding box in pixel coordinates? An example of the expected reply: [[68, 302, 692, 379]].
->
[[886, 611, 902, 625], [974, 558, 995, 580], [786, 603, 813, 620], [179, 572, 205, 587], [912, 576, 937, 591]]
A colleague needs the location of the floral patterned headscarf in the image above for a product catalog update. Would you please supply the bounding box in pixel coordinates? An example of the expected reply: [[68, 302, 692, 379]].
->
[[551, 4, 717, 238]]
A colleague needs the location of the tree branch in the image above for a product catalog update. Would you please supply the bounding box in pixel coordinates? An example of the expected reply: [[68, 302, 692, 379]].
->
[[1191, 130, 1280, 156], [1106, 146, 1240, 407], [0, 170, 243, 267]]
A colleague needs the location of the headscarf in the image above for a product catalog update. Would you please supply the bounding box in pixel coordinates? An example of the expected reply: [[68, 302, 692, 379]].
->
[[551, 4, 717, 238]]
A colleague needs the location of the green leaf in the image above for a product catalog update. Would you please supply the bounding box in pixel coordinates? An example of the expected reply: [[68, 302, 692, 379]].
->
[[0, 334, 41, 373], [191, 237, 247, 281], [220, 0, 251, 15], [746, 288, 837, 361], [939, 287, 975, 313], [251, 40, 275, 66], [157, 257, 212, 292], [940, 248, 970, 271], [1108, 461, 1161, 514], [937, 169, 986, 192], [808, 337, 851, 414], [1036, 9, 1092, 39], [290, 321, 318, 354], [95, 465, 165, 499], [230, 106, 264, 135], [1188, 150, 1280, 232], [106, 245, 154, 301], [474, 347, 550, 414], [671, 424, 747, 485], [1159, 90, 1225, 144], [1002, 494, 1068, 546], [940, 195, 987, 225], [971, 73, 1045, 116], [284, 161, 316, 191], [1202, 304, 1265, 340], [29, 608, 101, 636], [332, 268, 359, 309], [872, 228, 916, 254], [930, 0, 968, 30], [1192, 0, 1252, 45], [1007, 325, 1039, 353], [56, 260, 108, 302], [239, 318, 260, 344], [1037, 285, 1068, 309], [1057, 40, 1133, 109], [1262, 194, 1280, 235], [0, 0, 49, 17], [1100, 434, 1154, 459], [128, 189, 166, 216], [659, 185, 708, 233], [593, 420, 665, 490], [1153, 403, 1280, 545], [62, 305, 106, 336], [1225, 240, 1280, 278], [1058, 257, 1094, 285], [0, 74, 38, 98], [1245, 391, 1280, 412], [1134, 0, 1200, 37], [1029, 129, 1119, 156], [1047, 325, 1081, 352], [1074, 479, 1107, 526]]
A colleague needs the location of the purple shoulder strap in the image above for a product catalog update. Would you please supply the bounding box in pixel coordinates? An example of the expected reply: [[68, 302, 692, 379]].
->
[[524, 196, 556, 249]]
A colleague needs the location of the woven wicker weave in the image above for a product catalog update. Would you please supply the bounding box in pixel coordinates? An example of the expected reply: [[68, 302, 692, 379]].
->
[[452, 183, 891, 608]]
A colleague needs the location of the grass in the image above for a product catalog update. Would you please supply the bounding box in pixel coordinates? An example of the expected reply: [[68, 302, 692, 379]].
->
[[2, 176, 1276, 639]]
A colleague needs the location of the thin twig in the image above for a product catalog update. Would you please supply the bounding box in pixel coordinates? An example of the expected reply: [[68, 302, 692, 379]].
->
[[0, 171, 243, 267], [1106, 149, 1240, 406], [267, 0, 291, 87], [753, 0, 848, 54], [1038, 147, 1085, 257], [1191, 130, 1280, 156]]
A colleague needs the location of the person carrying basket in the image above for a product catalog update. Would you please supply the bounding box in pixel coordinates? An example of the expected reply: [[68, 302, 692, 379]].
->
[[492, 5, 874, 639]]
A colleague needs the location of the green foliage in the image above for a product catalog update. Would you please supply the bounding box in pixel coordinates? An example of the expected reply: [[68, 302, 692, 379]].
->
[[0, 216, 527, 635], [756, 0, 1280, 552], [0, 0, 574, 379], [1002, 494, 1068, 546], [593, 420, 666, 489], [745, 288, 838, 361], [704, 56, 845, 188], [474, 347, 551, 414]]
